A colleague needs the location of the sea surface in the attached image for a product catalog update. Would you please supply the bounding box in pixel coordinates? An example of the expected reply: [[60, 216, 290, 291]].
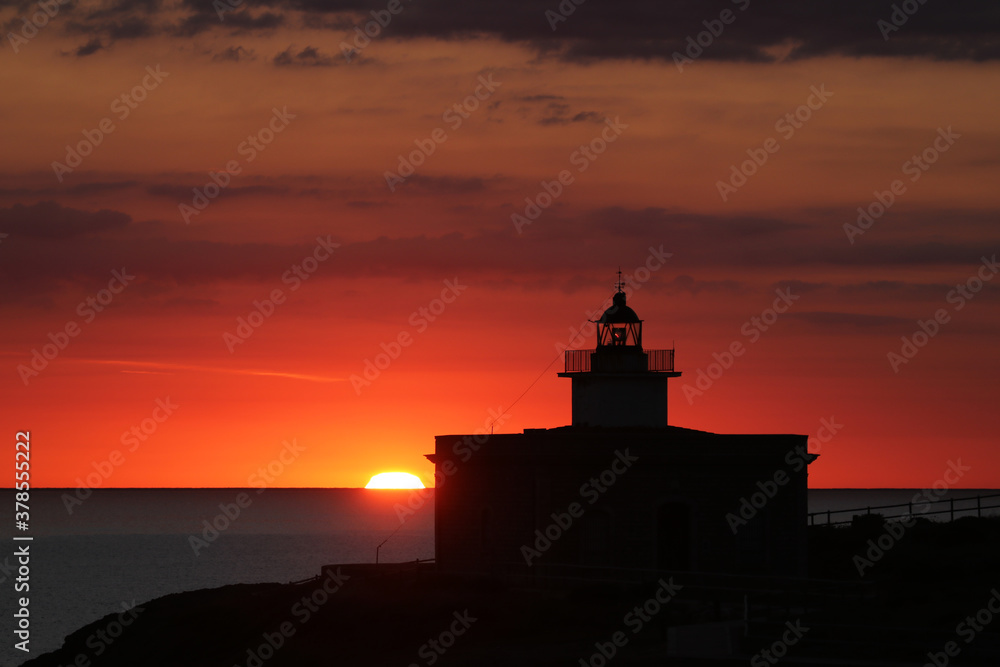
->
[[2, 487, 997, 665], [1, 489, 435, 666]]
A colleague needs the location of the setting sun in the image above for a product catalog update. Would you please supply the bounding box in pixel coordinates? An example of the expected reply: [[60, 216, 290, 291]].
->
[[365, 472, 426, 489]]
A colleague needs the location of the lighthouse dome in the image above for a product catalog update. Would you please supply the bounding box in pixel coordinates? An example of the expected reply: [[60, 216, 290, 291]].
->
[[598, 290, 640, 324]]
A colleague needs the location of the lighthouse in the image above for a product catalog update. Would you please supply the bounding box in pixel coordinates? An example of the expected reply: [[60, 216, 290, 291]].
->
[[558, 275, 681, 428], [428, 274, 814, 578]]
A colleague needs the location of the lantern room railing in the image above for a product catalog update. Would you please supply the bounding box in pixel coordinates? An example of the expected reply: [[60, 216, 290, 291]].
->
[[563, 349, 674, 373], [647, 349, 675, 371]]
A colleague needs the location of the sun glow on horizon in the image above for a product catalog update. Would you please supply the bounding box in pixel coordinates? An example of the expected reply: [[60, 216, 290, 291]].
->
[[365, 472, 426, 489]]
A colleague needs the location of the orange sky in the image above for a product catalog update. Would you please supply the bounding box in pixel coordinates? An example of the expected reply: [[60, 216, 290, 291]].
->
[[2, 0, 999, 488]]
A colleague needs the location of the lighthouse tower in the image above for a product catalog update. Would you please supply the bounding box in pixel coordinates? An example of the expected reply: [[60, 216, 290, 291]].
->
[[558, 274, 681, 428]]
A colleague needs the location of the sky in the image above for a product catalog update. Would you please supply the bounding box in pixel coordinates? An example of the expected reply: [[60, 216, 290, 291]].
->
[[1, 0, 998, 489]]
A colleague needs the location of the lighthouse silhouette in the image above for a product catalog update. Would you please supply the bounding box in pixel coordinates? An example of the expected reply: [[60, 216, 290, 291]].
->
[[558, 273, 681, 429], [428, 275, 814, 579]]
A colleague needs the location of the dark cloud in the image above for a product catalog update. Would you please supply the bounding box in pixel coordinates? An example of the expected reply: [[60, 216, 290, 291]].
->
[[1, 197, 996, 308], [0, 202, 129, 238], [83, 0, 163, 20], [670, 274, 744, 295], [768, 279, 1000, 304], [174, 7, 284, 38], [146, 183, 292, 199], [580, 206, 1000, 271], [283, 0, 1000, 62], [571, 111, 603, 123], [518, 95, 566, 102], [160, 296, 221, 310], [212, 8, 285, 30], [212, 45, 256, 61], [785, 311, 911, 329], [401, 174, 492, 194], [835, 280, 952, 301], [75, 37, 104, 56], [518, 97, 603, 126], [538, 103, 604, 126], [42, 0, 1000, 62], [0, 181, 139, 198], [590, 206, 807, 239], [539, 110, 604, 125], [108, 17, 155, 39], [64, 16, 155, 44], [273, 44, 336, 66], [771, 280, 830, 296]]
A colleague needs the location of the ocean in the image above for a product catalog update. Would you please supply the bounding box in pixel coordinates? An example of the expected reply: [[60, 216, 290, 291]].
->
[[3, 487, 997, 665], [2, 489, 435, 665]]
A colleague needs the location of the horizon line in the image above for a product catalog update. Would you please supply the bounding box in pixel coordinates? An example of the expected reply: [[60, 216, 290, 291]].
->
[[13, 486, 1000, 491]]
